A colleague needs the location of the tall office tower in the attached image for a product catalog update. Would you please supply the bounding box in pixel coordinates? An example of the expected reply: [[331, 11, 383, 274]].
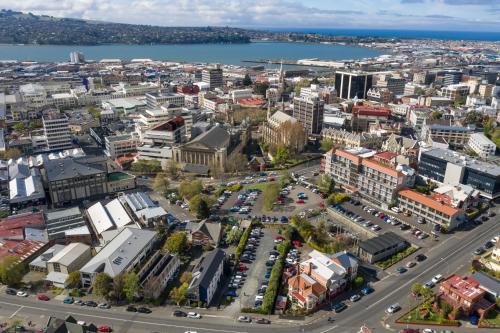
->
[[202, 64, 223, 89], [292, 95, 324, 135], [43, 112, 72, 151], [443, 71, 463, 86], [386, 77, 406, 95], [69, 51, 85, 64], [334, 71, 373, 99]]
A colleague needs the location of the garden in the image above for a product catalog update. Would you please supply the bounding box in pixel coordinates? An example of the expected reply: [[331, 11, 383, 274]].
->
[[376, 246, 419, 269]]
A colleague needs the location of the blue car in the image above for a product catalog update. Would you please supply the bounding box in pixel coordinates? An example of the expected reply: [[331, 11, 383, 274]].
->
[[63, 297, 74, 304], [265, 271, 271, 279], [396, 267, 407, 274], [469, 314, 479, 325], [361, 287, 374, 295], [229, 206, 240, 212], [280, 216, 288, 223], [224, 291, 238, 297]]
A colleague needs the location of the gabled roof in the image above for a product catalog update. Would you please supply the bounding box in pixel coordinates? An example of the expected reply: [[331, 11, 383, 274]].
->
[[80, 227, 156, 278], [191, 220, 222, 244], [48, 243, 90, 266], [188, 125, 229, 149]]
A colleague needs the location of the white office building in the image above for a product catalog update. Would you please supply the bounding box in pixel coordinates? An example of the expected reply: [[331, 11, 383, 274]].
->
[[468, 133, 497, 159], [42, 113, 72, 151]]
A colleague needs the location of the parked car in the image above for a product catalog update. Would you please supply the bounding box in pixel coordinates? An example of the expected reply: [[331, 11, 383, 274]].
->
[[97, 326, 112, 332], [415, 254, 427, 262], [126, 306, 137, 312], [85, 301, 98, 307], [187, 312, 201, 319], [74, 300, 84, 306], [98, 303, 111, 309], [386, 303, 401, 314], [238, 316, 252, 323], [255, 318, 271, 324], [361, 287, 374, 295], [474, 247, 486, 255], [396, 267, 407, 274], [16, 291, 28, 297], [431, 274, 443, 284], [37, 294, 50, 301], [424, 281, 435, 289], [173, 310, 187, 317], [406, 261, 416, 268], [63, 297, 74, 304], [332, 302, 347, 313], [5, 288, 17, 295], [350, 294, 361, 302]]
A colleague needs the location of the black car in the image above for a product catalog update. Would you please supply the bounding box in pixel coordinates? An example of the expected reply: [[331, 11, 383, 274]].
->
[[126, 306, 138, 312], [173, 310, 187, 317], [137, 307, 152, 314], [474, 247, 486, 255], [85, 301, 98, 307], [5, 288, 16, 295], [400, 224, 410, 231], [332, 302, 347, 313], [481, 216, 489, 222], [256, 318, 271, 324], [415, 254, 427, 262], [485, 241, 494, 249]]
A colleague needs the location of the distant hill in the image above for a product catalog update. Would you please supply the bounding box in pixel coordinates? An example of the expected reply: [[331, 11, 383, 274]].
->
[[0, 9, 251, 45]]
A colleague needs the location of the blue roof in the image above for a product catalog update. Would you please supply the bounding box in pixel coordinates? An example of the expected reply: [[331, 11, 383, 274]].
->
[[429, 124, 473, 132]]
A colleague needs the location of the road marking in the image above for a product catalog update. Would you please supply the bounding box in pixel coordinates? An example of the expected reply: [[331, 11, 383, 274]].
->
[[9, 306, 23, 318], [0, 300, 248, 333], [367, 222, 500, 310], [319, 324, 338, 333]]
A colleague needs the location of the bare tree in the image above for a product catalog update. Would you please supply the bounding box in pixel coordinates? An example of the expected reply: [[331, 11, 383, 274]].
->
[[276, 120, 306, 156]]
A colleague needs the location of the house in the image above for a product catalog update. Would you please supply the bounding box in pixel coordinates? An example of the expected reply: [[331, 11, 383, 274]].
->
[[483, 242, 500, 272], [138, 251, 180, 299], [287, 250, 358, 312], [438, 274, 495, 319], [186, 248, 225, 306], [44, 315, 97, 333], [187, 220, 223, 247], [357, 232, 408, 263], [45, 243, 92, 288], [80, 228, 156, 287], [471, 271, 500, 301], [29, 244, 66, 272]]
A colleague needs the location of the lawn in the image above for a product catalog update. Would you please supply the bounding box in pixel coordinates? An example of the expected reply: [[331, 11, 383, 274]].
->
[[244, 183, 270, 191], [376, 246, 419, 269], [397, 301, 459, 326], [481, 308, 500, 328]]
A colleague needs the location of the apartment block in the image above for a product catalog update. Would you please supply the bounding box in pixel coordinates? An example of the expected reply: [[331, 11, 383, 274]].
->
[[397, 189, 464, 230], [202, 65, 223, 89], [105, 133, 140, 159], [467, 133, 496, 159], [292, 95, 324, 135], [43, 113, 72, 151], [139, 251, 180, 299]]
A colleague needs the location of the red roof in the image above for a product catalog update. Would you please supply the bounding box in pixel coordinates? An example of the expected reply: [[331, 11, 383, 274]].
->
[[0, 212, 45, 231], [442, 275, 484, 300], [152, 116, 185, 131], [238, 98, 265, 106], [374, 151, 398, 161], [362, 159, 401, 178], [398, 189, 460, 217], [353, 106, 391, 118], [0, 239, 46, 262], [334, 149, 362, 164]]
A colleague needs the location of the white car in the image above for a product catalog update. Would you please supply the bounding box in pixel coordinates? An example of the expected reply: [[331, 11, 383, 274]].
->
[[350, 294, 361, 302], [422, 329, 436, 333], [238, 316, 252, 323], [187, 312, 201, 319], [16, 291, 28, 297], [431, 274, 443, 284], [391, 207, 400, 213], [386, 303, 401, 314], [77, 321, 86, 326]]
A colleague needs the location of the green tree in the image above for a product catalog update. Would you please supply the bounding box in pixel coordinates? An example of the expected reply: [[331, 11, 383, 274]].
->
[[65, 271, 81, 289], [92, 272, 112, 298], [263, 183, 281, 211], [123, 272, 140, 302], [279, 170, 292, 188], [410, 282, 423, 296], [317, 174, 335, 195], [294, 78, 311, 94], [131, 160, 162, 174], [179, 179, 203, 200], [179, 272, 193, 284], [165, 159, 180, 180], [273, 145, 289, 165], [110, 274, 125, 302], [254, 82, 269, 95], [353, 276, 365, 288], [163, 232, 188, 254], [153, 173, 170, 195], [12, 122, 25, 132], [87, 106, 101, 119], [225, 227, 242, 245], [242, 73, 252, 86], [320, 138, 334, 152], [464, 111, 485, 127], [334, 193, 349, 203], [28, 119, 42, 129], [0, 148, 22, 160], [431, 111, 443, 120], [311, 77, 320, 85], [0, 256, 26, 286], [169, 282, 188, 306], [189, 194, 210, 219]]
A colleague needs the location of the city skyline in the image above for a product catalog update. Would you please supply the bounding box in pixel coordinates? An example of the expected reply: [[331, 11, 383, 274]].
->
[[3, 0, 499, 32]]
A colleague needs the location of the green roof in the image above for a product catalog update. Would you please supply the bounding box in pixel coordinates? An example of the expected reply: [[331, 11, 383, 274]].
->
[[108, 172, 134, 182]]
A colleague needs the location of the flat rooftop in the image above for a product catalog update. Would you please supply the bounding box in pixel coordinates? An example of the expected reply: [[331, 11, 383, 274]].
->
[[423, 148, 500, 176]]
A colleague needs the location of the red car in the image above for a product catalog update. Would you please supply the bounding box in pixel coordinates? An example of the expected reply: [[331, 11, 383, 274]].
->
[[379, 213, 385, 219], [98, 326, 112, 332], [296, 199, 305, 204], [37, 294, 50, 301], [238, 264, 248, 271], [319, 202, 325, 208], [275, 236, 285, 241]]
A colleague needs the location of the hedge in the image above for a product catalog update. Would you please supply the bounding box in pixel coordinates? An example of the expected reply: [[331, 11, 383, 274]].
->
[[376, 246, 418, 269], [234, 222, 254, 260], [261, 240, 291, 314]]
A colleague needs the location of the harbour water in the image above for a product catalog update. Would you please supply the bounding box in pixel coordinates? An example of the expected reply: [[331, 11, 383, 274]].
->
[[0, 41, 382, 65]]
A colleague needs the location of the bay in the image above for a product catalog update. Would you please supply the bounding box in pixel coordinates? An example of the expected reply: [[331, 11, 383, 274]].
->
[[0, 42, 382, 65]]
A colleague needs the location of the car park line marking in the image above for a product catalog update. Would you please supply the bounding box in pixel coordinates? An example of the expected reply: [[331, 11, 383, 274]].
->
[[9, 305, 23, 318], [367, 223, 500, 310], [0, 300, 248, 333], [319, 324, 338, 333]]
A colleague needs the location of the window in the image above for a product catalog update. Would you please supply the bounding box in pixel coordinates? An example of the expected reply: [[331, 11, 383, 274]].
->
[[53, 263, 61, 272]]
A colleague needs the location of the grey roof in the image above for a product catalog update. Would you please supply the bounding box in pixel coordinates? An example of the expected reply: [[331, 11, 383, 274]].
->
[[471, 271, 500, 296], [428, 124, 473, 132], [45, 157, 105, 182], [45, 315, 97, 333], [45, 207, 87, 240], [332, 251, 358, 270], [30, 244, 66, 269], [48, 243, 90, 266], [422, 148, 500, 176], [191, 220, 222, 245], [190, 125, 229, 149], [189, 248, 224, 290], [358, 232, 408, 254], [8, 162, 32, 179], [80, 227, 156, 278]]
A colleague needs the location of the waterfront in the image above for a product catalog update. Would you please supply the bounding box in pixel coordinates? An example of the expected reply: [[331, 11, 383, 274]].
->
[[0, 41, 382, 65]]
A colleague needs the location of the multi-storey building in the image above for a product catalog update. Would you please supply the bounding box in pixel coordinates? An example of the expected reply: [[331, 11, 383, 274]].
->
[[397, 189, 464, 230], [443, 71, 463, 86], [324, 148, 405, 208], [202, 65, 223, 89], [42, 112, 72, 151], [334, 71, 373, 99], [321, 128, 385, 149], [20, 83, 47, 109], [386, 77, 406, 95], [351, 106, 391, 132], [421, 120, 473, 148], [105, 133, 140, 159], [186, 248, 225, 306], [467, 133, 497, 159], [367, 87, 393, 104], [145, 92, 185, 109], [418, 148, 500, 199], [69, 51, 85, 64], [139, 251, 180, 299], [292, 95, 324, 135], [441, 84, 469, 102]]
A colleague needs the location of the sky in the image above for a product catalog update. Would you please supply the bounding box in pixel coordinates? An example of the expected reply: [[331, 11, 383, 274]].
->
[[3, 0, 500, 31]]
